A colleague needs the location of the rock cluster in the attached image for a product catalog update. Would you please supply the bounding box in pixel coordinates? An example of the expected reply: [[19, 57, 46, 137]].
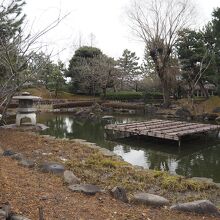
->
[[2, 150, 35, 168]]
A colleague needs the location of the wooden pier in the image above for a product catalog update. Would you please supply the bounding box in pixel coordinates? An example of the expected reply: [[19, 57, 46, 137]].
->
[[104, 119, 220, 146]]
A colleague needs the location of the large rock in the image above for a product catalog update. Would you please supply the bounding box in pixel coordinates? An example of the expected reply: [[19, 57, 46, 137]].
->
[[75, 109, 90, 117], [11, 215, 31, 220], [102, 115, 114, 120], [203, 113, 218, 121], [19, 159, 35, 168], [213, 107, 220, 113], [99, 148, 116, 157], [39, 162, 65, 175], [63, 170, 80, 184], [144, 105, 158, 114], [0, 147, 4, 156], [175, 107, 191, 119], [91, 103, 102, 113], [11, 153, 24, 161], [132, 193, 169, 207], [68, 184, 102, 195], [215, 116, 220, 123], [170, 200, 220, 216], [0, 204, 10, 219], [0, 209, 6, 220], [2, 150, 16, 157], [111, 186, 128, 203]]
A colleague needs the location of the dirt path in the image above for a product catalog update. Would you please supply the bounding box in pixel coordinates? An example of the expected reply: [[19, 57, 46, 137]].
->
[[0, 129, 219, 219]]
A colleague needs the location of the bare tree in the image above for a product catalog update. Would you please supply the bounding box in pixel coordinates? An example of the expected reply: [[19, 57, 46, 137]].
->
[[127, 0, 195, 107]]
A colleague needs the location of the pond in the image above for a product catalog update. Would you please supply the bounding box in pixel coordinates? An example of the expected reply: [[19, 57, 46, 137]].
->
[[38, 113, 220, 183]]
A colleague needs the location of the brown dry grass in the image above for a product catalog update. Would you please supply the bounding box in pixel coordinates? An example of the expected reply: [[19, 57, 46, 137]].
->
[[177, 96, 220, 115], [0, 129, 219, 219]]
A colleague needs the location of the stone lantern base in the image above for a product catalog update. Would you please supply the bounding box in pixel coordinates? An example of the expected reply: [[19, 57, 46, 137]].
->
[[16, 113, 37, 126]]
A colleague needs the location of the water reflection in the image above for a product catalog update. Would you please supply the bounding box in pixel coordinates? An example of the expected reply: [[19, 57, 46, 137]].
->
[[38, 113, 220, 182], [114, 145, 149, 168]]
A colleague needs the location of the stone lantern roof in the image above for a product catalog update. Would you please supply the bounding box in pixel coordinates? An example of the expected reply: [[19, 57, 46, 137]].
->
[[13, 92, 41, 101]]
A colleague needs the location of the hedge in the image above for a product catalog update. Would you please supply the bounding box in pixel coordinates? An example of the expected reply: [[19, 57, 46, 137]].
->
[[53, 101, 95, 109], [102, 102, 145, 110], [103, 92, 143, 101], [144, 92, 163, 100], [103, 91, 163, 102]]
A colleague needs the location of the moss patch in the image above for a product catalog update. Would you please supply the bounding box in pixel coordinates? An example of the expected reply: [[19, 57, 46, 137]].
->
[[153, 171, 214, 191], [65, 150, 218, 202]]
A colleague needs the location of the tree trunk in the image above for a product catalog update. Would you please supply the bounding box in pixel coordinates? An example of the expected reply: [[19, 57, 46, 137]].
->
[[113, 85, 117, 92], [162, 80, 171, 108], [157, 65, 171, 108], [102, 87, 107, 98], [135, 81, 138, 92], [55, 83, 58, 98], [0, 93, 14, 125], [198, 81, 209, 99]]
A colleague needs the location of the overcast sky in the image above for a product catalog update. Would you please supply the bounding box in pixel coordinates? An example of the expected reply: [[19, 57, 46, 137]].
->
[[24, 0, 220, 64]]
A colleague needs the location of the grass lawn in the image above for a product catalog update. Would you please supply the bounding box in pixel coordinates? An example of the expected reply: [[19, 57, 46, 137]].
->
[[22, 87, 99, 100]]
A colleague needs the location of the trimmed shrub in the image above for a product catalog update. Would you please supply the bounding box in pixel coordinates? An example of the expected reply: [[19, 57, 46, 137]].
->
[[103, 91, 143, 101], [53, 101, 95, 109], [102, 102, 145, 110], [143, 92, 163, 103], [144, 92, 163, 100]]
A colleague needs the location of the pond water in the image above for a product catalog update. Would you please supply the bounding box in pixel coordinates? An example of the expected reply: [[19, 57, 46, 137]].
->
[[38, 113, 220, 182]]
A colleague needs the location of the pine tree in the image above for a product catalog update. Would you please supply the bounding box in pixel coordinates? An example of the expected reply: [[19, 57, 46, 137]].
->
[[0, 0, 26, 80], [0, 0, 26, 43], [117, 49, 140, 91], [208, 7, 220, 93]]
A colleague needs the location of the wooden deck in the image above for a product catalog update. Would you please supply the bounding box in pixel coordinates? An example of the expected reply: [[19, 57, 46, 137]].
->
[[104, 119, 220, 146]]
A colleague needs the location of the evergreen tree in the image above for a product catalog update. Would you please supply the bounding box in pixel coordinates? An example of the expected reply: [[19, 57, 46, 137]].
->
[[67, 46, 116, 95], [176, 28, 214, 98], [0, 0, 26, 81], [205, 7, 220, 93], [117, 49, 140, 91], [66, 46, 103, 94], [0, 0, 26, 43]]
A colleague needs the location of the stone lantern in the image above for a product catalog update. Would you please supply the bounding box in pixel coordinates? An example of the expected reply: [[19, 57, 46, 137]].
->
[[13, 92, 41, 126]]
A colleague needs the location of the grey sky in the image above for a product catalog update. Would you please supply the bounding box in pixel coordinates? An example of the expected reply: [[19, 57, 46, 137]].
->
[[24, 0, 220, 63]]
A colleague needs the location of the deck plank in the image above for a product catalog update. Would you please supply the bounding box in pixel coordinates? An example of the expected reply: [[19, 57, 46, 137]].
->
[[105, 119, 220, 142]]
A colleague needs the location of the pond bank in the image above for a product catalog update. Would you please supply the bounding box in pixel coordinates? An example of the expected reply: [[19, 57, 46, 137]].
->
[[0, 129, 220, 219], [37, 97, 220, 123], [38, 113, 220, 182]]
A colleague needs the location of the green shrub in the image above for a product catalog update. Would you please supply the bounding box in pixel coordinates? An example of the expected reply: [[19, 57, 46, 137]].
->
[[102, 102, 144, 110], [144, 91, 163, 100], [53, 101, 94, 109], [143, 92, 163, 103], [103, 91, 143, 101]]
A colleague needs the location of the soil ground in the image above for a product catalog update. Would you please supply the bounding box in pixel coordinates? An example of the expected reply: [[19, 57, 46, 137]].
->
[[0, 129, 219, 220]]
